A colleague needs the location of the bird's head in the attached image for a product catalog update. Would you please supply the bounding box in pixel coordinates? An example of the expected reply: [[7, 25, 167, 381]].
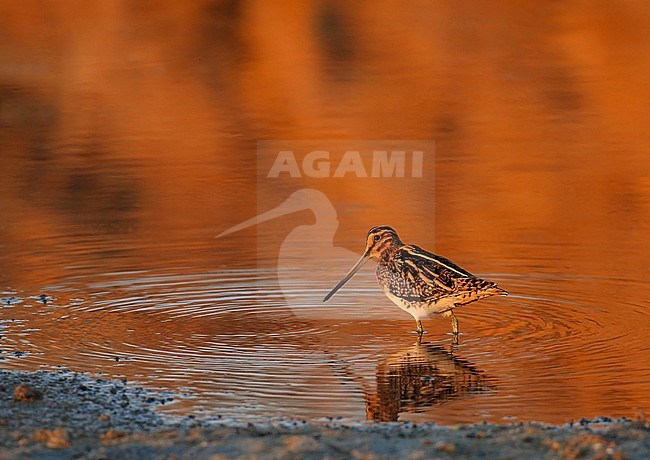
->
[[323, 225, 403, 302], [363, 225, 403, 261]]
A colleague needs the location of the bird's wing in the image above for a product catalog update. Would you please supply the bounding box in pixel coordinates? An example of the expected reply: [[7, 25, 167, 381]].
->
[[400, 245, 475, 277], [393, 245, 475, 301]]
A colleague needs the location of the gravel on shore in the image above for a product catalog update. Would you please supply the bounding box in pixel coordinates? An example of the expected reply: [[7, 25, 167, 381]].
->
[[1, 370, 648, 459]]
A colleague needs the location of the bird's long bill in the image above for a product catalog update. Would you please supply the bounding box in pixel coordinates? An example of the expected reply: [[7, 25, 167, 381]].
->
[[323, 253, 370, 302]]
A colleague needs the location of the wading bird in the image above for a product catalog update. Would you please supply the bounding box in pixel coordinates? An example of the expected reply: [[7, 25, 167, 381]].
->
[[324, 225, 507, 336]]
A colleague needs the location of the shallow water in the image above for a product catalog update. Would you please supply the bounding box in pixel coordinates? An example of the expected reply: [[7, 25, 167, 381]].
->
[[2, 263, 648, 424], [1, 2, 650, 424]]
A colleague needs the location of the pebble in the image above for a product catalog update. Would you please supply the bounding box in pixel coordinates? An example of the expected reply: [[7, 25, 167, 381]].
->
[[33, 428, 70, 449], [13, 384, 43, 401]]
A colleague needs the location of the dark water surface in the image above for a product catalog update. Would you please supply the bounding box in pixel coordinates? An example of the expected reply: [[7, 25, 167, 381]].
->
[[1, 2, 649, 424]]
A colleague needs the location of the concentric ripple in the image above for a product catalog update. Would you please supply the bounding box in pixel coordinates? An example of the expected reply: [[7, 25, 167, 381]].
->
[[1, 268, 649, 424]]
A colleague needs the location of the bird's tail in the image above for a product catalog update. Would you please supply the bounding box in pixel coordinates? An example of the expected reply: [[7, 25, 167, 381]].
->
[[489, 285, 509, 296]]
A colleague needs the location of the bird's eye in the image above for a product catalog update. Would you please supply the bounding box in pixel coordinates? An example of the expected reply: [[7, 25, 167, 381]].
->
[[373, 234, 381, 242]]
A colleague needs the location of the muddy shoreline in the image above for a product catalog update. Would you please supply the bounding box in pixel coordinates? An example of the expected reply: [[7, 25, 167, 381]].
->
[[1, 370, 648, 459]]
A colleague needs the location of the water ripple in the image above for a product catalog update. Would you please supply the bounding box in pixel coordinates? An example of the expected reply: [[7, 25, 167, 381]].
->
[[1, 268, 648, 424]]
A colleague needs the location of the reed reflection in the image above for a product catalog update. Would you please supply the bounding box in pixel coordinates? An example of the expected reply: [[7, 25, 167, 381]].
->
[[366, 340, 492, 422]]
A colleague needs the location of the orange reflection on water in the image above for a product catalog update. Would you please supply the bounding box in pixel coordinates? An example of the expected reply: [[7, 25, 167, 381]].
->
[[0, 1, 649, 423]]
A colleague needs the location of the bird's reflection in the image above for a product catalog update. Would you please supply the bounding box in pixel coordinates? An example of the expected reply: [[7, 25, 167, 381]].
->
[[366, 340, 493, 421]]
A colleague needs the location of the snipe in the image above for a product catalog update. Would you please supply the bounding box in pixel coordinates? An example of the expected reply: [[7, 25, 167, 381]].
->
[[323, 226, 507, 336]]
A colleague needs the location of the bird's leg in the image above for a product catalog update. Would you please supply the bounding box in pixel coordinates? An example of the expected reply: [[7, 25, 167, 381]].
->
[[450, 312, 459, 335], [416, 320, 424, 335]]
